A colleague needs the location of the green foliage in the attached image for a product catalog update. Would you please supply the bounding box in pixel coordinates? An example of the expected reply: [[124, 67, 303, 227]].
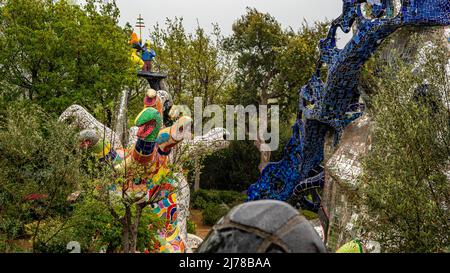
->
[[191, 189, 246, 210], [150, 18, 189, 103], [196, 123, 294, 192], [187, 218, 197, 235], [224, 8, 327, 117], [0, 2, 333, 252], [0, 0, 135, 117], [275, 22, 329, 118], [149, 17, 234, 108], [0, 101, 164, 253], [224, 7, 286, 109], [31, 195, 164, 253], [0, 101, 83, 252], [198, 140, 260, 191], [358, 46, 450, 253], [140, 11, 326, 191], [220, 8, 327, 176], [202, 203, 229, 226]]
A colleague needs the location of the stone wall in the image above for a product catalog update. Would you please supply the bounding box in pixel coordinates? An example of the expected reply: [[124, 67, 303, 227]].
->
[[322, 115, 372, 251]]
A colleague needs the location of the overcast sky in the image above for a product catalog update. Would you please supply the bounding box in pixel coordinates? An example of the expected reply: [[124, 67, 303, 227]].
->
[[114, 0, 344, 36]]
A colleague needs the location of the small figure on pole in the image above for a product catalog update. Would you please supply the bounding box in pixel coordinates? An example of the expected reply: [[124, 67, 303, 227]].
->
[[129, 14, 157, 72], [141, 41, 156, 72]]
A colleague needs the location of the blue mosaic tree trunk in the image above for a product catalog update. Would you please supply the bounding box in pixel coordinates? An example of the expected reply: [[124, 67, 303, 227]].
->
[[247, 0, 450, 212]]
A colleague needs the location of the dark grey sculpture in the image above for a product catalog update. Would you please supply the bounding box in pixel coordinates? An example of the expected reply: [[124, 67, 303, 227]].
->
[[197, 200, 327, 253]]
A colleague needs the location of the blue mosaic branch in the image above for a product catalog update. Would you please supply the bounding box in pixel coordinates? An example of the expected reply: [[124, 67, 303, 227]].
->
[[247, 0, 450, 211]]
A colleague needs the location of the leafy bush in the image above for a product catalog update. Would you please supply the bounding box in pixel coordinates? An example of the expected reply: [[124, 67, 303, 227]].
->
[[359, 47, 450, 253], [191, 190, 246, 226], [187, 219, 197, 234], [0, 101, 84, 252], [197, 141, 260, 192], [202, 203, 229, 226], [191, 189, 246, 210], [31, 195, 165, 253]]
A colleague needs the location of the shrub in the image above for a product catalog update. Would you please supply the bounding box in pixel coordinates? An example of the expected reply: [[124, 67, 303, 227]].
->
[[30, 195, 165, 253], [198, 141, 260, 192], [202, 203, 229, 226], [187, 219, 197, 234], [0, 101, 84, 252], [191, 189, 246, 210], [359, 47, 450, 253]]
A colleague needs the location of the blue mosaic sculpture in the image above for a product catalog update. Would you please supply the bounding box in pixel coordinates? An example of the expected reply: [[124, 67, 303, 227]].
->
[[247, 0, 450, 212]]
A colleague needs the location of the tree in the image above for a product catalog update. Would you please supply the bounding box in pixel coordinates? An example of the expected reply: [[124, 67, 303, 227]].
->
[[358, 44, 450, 252], [0, 0, 135, 123], [90, 162, 169, 253], [224, 8, 327, 172], [51, 171, 165, 253], [0, 101, 83, 252], [150, 17, 190, 105], [147, 18, 235, 192], [186, 23, 235, 106], [0, 1, 168, 253], [275, 22, 328, 118], [149, 18, 234, 108]]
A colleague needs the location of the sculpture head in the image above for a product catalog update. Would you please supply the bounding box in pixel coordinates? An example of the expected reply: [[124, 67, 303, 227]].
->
[[79, 129, 99, 149], [156, 116, 193, 153], [144, 88, 159, 108], [78, 129, 112, 159], [197, 200, 327, 253], [135, 107, 162, 142], [129, 32, 139, 45], [169, 116, 193, 142]]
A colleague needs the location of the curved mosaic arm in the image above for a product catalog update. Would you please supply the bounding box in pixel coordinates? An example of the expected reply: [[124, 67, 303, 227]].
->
[[59, 104, 123, 150], [186, 234, 204, 252], [183, 128, 230, 157], [247, 0, 450, 210]]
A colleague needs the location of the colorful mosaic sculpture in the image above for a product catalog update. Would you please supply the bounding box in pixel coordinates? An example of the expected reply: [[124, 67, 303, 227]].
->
[[73, 89, 190, 252], [147, 168, 186, 253], [61, 85, 229, 252], [129, 32, 156, 72], [247, 0, 450, 216]]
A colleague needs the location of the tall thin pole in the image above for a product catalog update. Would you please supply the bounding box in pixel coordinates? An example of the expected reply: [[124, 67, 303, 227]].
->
[[135, 14, 145, 42]]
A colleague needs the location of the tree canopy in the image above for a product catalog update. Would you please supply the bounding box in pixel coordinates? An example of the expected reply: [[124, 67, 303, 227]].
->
[[224, 8, 327, 117], [0, 0, 135, 118], [359, 43, 450, 253]]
